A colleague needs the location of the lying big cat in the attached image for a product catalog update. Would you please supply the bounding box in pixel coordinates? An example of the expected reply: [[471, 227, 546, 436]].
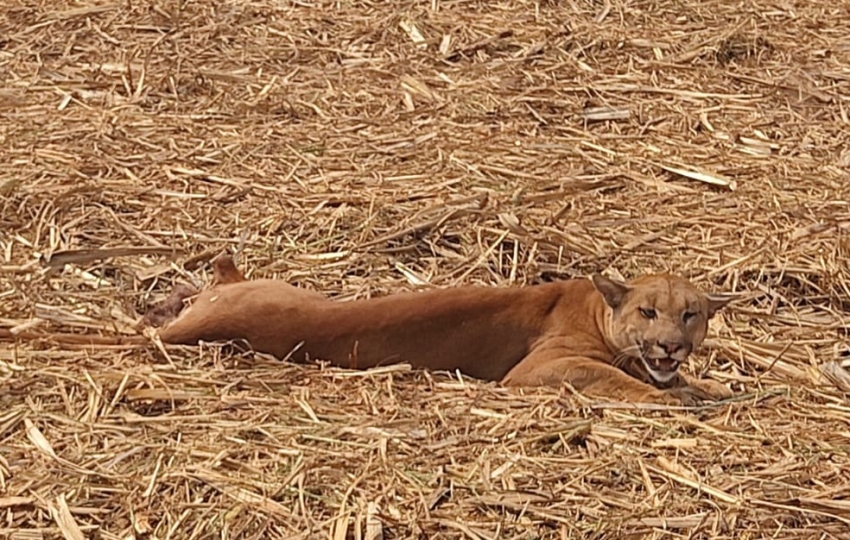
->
[[143, 254, 735, 406]]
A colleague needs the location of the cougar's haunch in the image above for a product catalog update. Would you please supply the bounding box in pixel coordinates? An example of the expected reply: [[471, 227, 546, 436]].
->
[[147, 255, 735, 406]]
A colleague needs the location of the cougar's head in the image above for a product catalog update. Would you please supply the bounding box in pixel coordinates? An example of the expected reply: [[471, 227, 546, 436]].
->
[[591, 273, 733, 383]]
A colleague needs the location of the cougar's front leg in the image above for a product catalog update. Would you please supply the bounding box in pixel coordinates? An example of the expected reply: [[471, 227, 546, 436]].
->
[[501, 351, 691, 405]]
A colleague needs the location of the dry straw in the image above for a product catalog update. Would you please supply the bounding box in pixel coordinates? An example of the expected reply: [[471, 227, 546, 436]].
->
[[2, 0, 850, 538]]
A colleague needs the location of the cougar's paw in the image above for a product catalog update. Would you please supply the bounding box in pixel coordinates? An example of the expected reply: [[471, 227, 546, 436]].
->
[[140, 283, 198, 328], [689, 378, 733, 400], [663, 385, 724, 407], [639, 389, 687, 406]]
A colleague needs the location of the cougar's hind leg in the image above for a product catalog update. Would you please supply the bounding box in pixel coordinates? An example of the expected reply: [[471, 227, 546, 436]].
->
[[212, 253, 247, 286], [143, 252, 244, 329], [139, 252, 246, 338]]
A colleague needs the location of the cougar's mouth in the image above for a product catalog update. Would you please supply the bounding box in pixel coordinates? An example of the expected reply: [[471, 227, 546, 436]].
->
[[642, 356, 680, 383], [638, 342, 681, 383], [645, 356, 680, 372]]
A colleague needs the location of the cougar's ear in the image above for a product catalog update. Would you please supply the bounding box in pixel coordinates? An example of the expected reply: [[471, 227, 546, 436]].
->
[[591, 274, 632, 309], [705, 293, 736, 318]]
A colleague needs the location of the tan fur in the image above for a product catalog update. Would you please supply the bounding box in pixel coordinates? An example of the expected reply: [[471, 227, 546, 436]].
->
[[150, 255, 735, 406]]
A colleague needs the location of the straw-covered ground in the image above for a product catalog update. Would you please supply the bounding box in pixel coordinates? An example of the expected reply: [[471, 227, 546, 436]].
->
[[2, 0, 850, 538]]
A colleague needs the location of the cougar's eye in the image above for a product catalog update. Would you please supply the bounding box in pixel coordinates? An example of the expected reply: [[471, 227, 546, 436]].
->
[[682, 311, 696, 323], [639, 307, 657, 319]]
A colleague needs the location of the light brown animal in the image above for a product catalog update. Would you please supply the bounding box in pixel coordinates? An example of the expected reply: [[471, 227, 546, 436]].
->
[[144, 255, 735, 406]]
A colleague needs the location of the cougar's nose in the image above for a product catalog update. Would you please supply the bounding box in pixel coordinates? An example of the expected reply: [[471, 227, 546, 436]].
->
[[659, 341, 683, 355]]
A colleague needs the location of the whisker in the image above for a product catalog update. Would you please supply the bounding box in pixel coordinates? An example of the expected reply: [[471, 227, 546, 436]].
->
[[611, 344, 641, 368], [612, 351, 636, 368]]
